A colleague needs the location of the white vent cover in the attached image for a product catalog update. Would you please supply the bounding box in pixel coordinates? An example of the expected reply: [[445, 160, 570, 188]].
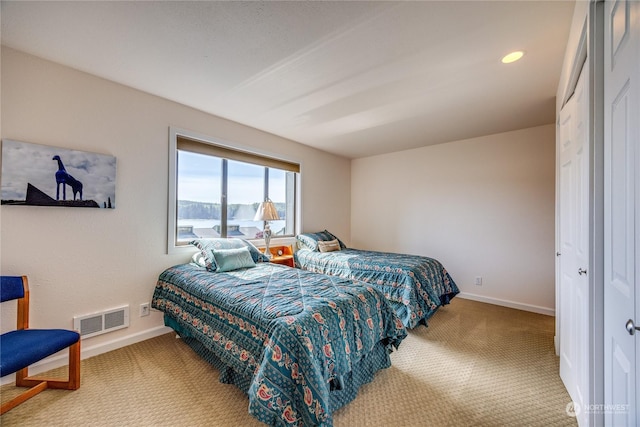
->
[[73, 306, 129, 338]]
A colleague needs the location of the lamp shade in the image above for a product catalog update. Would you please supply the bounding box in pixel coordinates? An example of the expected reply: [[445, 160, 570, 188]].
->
[[253, 199, 280, 221]]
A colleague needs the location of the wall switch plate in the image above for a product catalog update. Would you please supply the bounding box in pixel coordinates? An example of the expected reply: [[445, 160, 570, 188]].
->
[[475, 276, 483, 286], [140, 302, 150, 317]]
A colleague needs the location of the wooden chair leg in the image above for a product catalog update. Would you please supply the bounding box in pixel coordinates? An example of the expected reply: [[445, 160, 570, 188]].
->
[[4, 340, 82, 414], [0, 381, 48, 415], [14, 366, 29, 387], [67, 340, 81, 390], [15, 340, 81, 390]]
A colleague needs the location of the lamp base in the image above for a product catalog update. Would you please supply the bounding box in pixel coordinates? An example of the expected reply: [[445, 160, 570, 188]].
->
[[264, 223, 272, 259]]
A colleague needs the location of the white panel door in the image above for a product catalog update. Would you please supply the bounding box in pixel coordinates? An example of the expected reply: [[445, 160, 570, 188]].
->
[[558, 64, 589, 426], [559, 91, 576, 401], [604, 0, 639, 425]]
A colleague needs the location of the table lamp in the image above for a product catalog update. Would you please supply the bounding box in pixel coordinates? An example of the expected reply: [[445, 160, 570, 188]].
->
[[253, 198, 280, 258]]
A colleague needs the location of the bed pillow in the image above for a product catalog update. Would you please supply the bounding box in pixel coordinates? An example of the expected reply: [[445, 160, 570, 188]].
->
[[190, 238, 269, 272], [190, 239, 219, 271], [190, 251, 209, 269], [242, 239, 271, 263], [212, 247, 256, 272], [296, 230, 347, 251], [318, 239, 341, 253]]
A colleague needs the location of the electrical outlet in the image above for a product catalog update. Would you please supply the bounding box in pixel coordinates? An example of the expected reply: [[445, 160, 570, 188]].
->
[[140, 302, 150, 317], [475, 276, 483, 286]]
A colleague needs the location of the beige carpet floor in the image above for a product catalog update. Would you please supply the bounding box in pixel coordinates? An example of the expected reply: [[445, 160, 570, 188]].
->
[[1, 298, 577, 426]]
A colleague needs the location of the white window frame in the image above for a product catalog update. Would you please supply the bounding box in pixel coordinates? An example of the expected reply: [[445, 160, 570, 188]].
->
[[167, 127, 301, 254]]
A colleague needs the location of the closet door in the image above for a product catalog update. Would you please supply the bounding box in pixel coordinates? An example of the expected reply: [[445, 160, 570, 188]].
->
[[603, 0, 639, 425], [558, 64, 589, 426]]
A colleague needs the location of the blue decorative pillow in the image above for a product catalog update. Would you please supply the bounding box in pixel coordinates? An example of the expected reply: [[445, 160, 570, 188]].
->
[[296, 230, 347, 252], [212, 247, 256, 272], [190, 238, 269, 272]]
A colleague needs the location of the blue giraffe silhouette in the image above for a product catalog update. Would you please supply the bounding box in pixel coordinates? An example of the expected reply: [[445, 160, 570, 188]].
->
[[52, 155, 83, 201]]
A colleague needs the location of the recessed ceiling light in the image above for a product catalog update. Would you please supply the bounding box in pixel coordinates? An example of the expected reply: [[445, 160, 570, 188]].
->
[[501, 51, 524, 64]]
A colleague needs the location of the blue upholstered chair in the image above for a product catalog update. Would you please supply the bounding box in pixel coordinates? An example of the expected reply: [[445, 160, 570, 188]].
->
[[0, 276, 81, 414]]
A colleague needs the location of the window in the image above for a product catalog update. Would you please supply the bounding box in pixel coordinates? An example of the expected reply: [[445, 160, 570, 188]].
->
[[168, 129, 299, 251]]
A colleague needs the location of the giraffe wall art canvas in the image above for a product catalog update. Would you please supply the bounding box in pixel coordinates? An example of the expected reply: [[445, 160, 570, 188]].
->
[[1, 139, 117, 209]]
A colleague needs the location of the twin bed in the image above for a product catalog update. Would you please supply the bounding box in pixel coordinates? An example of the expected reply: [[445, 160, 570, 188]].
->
[[152, 234, 457, 426], [294, 231, 459, 329]]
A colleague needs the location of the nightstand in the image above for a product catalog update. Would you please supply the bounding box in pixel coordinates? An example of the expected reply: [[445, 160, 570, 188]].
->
[[261, 245, 294, 268]]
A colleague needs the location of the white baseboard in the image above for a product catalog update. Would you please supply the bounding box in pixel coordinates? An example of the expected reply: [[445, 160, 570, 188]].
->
[[1, 325, 172, 386], [456, 292, 555, 317]]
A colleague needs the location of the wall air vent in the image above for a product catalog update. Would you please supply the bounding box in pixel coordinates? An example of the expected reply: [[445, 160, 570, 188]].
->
[[73, 306, 129, 338]]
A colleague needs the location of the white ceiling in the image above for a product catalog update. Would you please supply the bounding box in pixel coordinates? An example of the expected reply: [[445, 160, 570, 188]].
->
[[1, 1, 575, 159]]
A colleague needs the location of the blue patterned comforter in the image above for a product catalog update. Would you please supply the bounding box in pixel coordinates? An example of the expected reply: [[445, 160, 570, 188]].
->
[[294, 249, 459, 329], [151, 262, 406, 426]]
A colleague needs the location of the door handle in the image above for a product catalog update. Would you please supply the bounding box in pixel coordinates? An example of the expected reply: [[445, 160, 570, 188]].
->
[[626, 319, 640, 336], [578, 268, 587, 275]]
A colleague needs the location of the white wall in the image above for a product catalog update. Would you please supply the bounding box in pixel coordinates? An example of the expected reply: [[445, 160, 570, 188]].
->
[[0, 47, 351, 362], [351, 124, 556, 314]]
